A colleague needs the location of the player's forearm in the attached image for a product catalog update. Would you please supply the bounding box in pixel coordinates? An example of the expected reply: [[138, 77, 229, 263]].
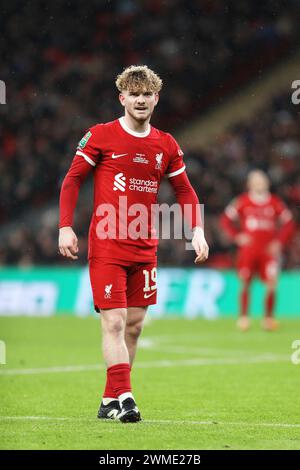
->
[[169, 171, 203, 230], [59, 155, 92, 228], [59, 176, 81, 228]]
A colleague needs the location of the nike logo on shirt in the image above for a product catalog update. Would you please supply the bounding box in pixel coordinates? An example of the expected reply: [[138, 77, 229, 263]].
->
[[112, 153, 128, 159], [144, 290, 157, 299]]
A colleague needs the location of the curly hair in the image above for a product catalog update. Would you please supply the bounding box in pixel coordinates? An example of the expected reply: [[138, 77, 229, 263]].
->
[[115, 65, 163, 93]]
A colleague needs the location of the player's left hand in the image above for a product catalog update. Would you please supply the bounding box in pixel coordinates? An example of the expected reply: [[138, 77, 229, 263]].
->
[[192, 227, 209, 264]]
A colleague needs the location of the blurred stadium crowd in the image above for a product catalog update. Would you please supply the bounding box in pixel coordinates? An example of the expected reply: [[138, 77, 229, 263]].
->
[[1, 0, 300, 267]]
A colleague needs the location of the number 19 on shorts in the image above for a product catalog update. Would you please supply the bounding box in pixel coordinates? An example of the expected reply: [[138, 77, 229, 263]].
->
[[143, 267, 157, 295]]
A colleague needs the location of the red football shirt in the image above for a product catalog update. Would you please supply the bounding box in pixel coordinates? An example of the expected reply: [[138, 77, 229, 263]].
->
[[223, 192, 294, 248], [70, 117, 186, 262]]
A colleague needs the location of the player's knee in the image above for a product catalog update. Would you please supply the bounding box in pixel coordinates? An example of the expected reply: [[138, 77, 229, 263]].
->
[[127, 321, 144, 339], [266, 279, 277, 291], [106, 317, 125, 337], [243, 282, 250, 290], [101, 309, 126, 336]]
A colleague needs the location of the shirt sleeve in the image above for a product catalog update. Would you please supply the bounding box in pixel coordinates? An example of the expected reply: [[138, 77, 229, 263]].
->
[[165, 133, 186, 178], [224, 196, 243, 221], [273, 196, 295, 245], [168, 170, 203, 229], [75, 124, 102, 167], [273, 196, 293, 222], [221, 197, 242, 239]]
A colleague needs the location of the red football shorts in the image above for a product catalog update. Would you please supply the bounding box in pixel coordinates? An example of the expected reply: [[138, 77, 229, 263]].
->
[[89, 257, 157, 311], [237, 247, 279, 282]]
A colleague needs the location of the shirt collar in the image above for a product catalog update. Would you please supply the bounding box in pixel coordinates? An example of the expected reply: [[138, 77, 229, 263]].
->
[[118, 116, 151, 138]]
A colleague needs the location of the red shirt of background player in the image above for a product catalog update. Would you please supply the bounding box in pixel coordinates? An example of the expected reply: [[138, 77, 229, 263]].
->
[[221, 192, 295, 281]]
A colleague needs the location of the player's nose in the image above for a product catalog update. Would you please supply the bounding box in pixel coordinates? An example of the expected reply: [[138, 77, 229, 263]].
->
[[137, 94, 146, 103]]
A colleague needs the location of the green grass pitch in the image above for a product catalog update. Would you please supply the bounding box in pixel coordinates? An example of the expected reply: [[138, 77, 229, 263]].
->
[[1, 315, 300, 450]]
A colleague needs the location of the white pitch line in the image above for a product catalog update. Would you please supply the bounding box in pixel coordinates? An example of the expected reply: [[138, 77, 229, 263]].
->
[[140, 339, 274, 357], [149, 345, 261, 356], [0, 416, 68, 421], [144, 335, 289, 356], [135, 354, 289, 368], [1, 416, 300, 429], [0, 354, 289, 376], [145, 419, 300, 429], [0, 364, 104, 376]]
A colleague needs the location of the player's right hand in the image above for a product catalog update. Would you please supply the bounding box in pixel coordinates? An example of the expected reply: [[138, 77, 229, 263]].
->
[[58, 226, 79, 260], [234, 233, 251, 247]]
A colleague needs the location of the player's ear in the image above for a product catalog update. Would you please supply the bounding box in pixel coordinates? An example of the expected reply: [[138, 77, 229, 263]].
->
[[154, 93, 159, 106], [119, 93, 125, 107]]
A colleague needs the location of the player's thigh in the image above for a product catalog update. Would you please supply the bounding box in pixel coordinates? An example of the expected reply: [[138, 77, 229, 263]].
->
[[236, 248, 256, 282], [89, 258, 128, 311], [127, 262, 157, 308]]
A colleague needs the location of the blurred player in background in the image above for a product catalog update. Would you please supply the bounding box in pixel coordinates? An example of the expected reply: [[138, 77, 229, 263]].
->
[[221, 170, 295, 331], [58, 65, 209, 422]]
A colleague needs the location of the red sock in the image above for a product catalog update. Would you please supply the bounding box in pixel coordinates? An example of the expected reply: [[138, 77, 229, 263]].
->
[[240, 285, 249, 317], [103, 373, 118, 399], [107, 363, 131, 397], [265, 290, 275, 318]]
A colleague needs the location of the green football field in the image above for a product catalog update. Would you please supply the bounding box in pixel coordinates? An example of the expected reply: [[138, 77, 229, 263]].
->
[[1, 315, 300, 450]]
